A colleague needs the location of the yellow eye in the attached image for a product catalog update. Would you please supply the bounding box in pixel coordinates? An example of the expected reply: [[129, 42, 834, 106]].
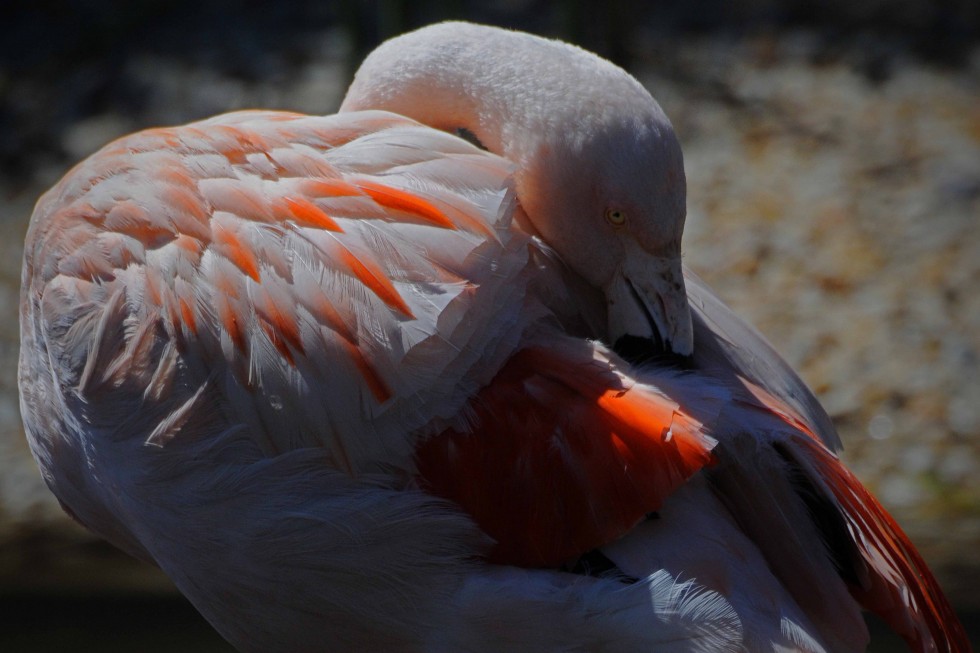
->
[[605, 208, 627, 227]]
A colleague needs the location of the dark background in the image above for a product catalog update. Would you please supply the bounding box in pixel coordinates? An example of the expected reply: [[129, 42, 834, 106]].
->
[[2, 0, 978, 188]]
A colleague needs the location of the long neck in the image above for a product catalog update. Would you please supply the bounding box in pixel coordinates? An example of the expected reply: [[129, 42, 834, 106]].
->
[[339, 22, 657, 173]]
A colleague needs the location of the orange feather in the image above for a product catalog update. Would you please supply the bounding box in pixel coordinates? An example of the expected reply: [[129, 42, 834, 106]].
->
[[335, 245, 413, 318], [356, 180, 456, 229], [416, 345, 715, 567], [339, 338, 392, 404], [746, 382, 970, 653], [791, 435, 970, 653], [280, 197, 343, 232], [254, 287, 305, 361], [211, 222, 261, 282]]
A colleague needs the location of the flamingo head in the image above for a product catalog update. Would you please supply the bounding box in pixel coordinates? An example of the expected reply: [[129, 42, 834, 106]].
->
[[517, 109, 693, 357], [341, 22, 694, 356]]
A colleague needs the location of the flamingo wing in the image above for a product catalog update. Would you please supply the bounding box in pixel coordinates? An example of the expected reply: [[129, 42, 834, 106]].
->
[[22, 110, 541, 474], [678, 272, 968, 651], [717, 385, 970, 653], [417, 338, 716, 568]]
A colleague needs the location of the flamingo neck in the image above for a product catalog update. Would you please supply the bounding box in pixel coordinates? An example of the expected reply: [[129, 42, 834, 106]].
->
[[339, 22, 655, 174]]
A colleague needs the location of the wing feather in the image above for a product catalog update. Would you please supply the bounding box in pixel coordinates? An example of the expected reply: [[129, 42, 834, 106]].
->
[[685, 266, 841, 451], [23, 110, 535, 475], [416, 338, 716, 567], [710, 383, 970, 653]]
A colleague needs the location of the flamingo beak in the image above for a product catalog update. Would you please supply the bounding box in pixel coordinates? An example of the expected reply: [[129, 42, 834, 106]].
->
[[604, 251, 693, 357]]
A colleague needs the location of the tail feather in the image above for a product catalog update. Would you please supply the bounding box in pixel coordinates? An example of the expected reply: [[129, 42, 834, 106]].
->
[[791, 434, 970, 653], [743, 380, 970, 652]]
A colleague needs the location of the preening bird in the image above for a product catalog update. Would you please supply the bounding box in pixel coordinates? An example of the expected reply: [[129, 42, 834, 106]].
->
[[19, 21, 969, 653]]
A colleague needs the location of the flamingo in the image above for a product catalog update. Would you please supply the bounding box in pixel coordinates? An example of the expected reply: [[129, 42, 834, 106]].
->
[[19, 21, 968, 653]]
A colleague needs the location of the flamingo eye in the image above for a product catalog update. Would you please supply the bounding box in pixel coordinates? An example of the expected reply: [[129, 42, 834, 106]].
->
[[605, 208, 627, 227]]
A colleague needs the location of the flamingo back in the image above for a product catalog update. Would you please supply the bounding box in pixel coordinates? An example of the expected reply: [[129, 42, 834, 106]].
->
[[20, 110, 543, 483]]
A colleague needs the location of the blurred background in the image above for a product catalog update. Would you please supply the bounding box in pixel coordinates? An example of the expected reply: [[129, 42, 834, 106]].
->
[[1, 1, 978, 650]]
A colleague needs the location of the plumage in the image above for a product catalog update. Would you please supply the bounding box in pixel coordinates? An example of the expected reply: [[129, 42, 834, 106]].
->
[[19, 21, 968, 653]]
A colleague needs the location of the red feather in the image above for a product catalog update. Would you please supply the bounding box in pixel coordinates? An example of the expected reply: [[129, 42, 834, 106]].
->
[[416, 345, 715, 567], [746, 382, 970, 653]]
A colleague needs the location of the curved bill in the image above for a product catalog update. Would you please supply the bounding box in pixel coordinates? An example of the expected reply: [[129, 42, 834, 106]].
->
[[604, 250, 693, 357]]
